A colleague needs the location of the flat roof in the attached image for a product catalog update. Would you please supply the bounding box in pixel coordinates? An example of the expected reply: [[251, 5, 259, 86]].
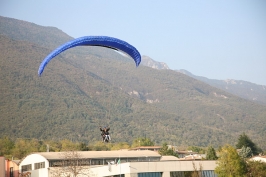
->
[[36, 150, 161, 160], [160, 156, 179, 161], [130, 146, 162, 150]]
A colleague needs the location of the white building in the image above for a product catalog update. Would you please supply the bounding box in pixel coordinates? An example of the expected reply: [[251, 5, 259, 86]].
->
[[250, 156, 266, 163], [19, 150, 217, 177]]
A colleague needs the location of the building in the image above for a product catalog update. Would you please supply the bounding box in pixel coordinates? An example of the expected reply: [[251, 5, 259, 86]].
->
[[178, 154, 203, 161], [0, 157, 20, 177], [175, 151, 196, 158], [250, 156, 266, 163], [130, 146, 161, 151], [17, 150, 217, 177]]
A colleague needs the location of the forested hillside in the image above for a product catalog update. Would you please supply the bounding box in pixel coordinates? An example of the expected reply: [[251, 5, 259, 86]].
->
[[0, 16, 266, 150]]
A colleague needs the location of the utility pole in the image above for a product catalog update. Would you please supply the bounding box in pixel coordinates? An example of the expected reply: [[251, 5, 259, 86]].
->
[[46, 144, 49, 152]]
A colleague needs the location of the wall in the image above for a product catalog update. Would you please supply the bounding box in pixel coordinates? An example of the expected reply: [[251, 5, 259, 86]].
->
[[88, 160, 217, 177], [30, 169, 48, 177], [5, 160, 20, 177], [0, 157, 5, 177]]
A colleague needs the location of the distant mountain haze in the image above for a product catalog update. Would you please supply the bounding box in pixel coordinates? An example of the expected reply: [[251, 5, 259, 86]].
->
[[176, 69, 266, 105], [140, 55, 266, 105]]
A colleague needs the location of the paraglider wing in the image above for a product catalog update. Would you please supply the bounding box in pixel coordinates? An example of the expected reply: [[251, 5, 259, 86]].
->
[[38, 36, 141, 76]]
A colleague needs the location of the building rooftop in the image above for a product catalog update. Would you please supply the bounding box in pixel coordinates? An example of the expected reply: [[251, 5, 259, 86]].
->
[[35, 150, 161, 160], [176, 150, 197, 154], [250, 156, 266, 163], [130, 146, 162, 151], [160, 156, 179, 161], [178, 154, 203, 161]]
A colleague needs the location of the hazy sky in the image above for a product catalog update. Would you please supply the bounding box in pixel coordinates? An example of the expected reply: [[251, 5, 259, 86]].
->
[[1, 0, 266, 85]]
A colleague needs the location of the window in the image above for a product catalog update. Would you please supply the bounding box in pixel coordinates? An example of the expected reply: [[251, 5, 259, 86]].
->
[[113, 175, 125, 177], [34, 162, 45, 169], [21, 164, 32, 172], [170, 171, 217, 177], [50, 159, 91, 167], [138, 172, 162, 177], [78, 159, 90, 166], [90, 159, 103, 165], [50, 160, 63, 167], [170, 171, 185, 177]]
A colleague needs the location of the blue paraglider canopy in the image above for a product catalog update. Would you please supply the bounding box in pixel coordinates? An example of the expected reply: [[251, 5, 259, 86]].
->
[[38, 36, 141, 76]]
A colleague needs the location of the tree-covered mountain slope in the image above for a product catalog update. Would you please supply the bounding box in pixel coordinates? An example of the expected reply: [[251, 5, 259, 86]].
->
[[0, 16, 265, 149]]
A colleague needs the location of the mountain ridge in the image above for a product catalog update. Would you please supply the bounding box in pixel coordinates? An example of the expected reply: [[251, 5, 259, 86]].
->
[[176, 69, 266, 105], [140, 52, 266, 105]]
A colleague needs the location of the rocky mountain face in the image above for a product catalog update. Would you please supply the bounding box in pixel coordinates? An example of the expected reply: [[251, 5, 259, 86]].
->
[[141, 55, 170, 70], [177, 69, 266, 105]]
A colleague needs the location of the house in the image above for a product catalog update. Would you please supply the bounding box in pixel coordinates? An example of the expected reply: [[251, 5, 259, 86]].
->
[[18, 150, 218, 177], [0, 156, 20, 177]]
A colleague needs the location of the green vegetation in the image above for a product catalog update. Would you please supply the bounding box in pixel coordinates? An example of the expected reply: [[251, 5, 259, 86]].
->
[[158, 143, 179, 157], [236, 133, 262, 155], [0, 137, 158, 159], [0, 137, 146, 159], [0, 16, 266, 150], [187, 146, 206, 154], [2, 135, 265, 177], [205, 146, 218, 160], [214, 134, 265, 176], [246, 161, 266, 177], [238, 146, 253, 159], [215, 144, 246, 177], [131, 137, 155, 147], [215, 144, 266, 177]]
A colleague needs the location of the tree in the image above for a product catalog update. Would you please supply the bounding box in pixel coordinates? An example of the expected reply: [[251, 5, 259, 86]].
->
[[158, 143, 178, 157], [238, 146, 253, 159], [12, 139, 40, 159], [192, 162, 203, 177], [246, 160, 266, 177], [111, 142, 130, 150], [87, 141, 110, 151], [236, 133, 260, 155], [206, 146, 218, 160], [131, 137, 154, 147], [50, 151, 90, 177], [215, 144, 246, 177], [44, 140, 62, 152], [0, 136, 14, 157], [60, 139, 79, 151], [78, 142, 89, 151], [187, 146, 205, 154]]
